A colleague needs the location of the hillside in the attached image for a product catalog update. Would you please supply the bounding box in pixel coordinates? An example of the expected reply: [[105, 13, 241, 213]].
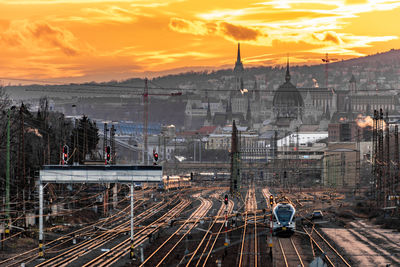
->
[[5, 49, 400, 100]]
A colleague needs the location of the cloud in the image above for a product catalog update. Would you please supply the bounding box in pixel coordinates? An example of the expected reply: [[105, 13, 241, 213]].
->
[[169, 18, 215, 35], [80, 6, 149, 24], [345, 0, 369, 4], [30, 23, 78, 55], [323, 31, 341, 44], [0, 20, 80, 56], [169, 18, 264, 42], [219, 22, 263, 41], [312, 31, 342, 44]]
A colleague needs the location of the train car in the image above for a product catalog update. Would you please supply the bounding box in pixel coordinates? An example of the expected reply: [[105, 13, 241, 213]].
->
[[272, 202, 296, 237], [161, 176, 192, 191]]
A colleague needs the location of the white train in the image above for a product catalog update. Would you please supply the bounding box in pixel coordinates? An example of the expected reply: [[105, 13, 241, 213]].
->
[[272, 202, 296, 237]]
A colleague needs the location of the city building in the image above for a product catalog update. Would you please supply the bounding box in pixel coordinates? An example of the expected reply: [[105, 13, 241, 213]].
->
[[272, 60, 304, 130], [323, 142, 359, 188]]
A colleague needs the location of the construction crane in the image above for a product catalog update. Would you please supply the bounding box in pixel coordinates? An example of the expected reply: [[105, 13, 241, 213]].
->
[[142, 78, 182, 165], [321, 53, 338, 88]]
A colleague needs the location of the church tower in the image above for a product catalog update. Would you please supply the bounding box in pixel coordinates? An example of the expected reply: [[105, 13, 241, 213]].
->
[[234, 43, 244, 91], [204, 98, 212, 126]]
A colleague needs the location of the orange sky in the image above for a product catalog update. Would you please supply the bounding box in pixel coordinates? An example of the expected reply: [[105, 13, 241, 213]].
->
[[1, 0, 400, 84]]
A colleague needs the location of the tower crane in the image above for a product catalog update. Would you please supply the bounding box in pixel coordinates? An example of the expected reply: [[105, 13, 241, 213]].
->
[[142, 78, 182, 165], [321, 53, 338, 88]]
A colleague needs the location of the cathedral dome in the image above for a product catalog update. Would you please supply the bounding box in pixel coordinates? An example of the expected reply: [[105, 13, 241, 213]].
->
[[273, 63, 303, 107], [273, 81, 304, 107]]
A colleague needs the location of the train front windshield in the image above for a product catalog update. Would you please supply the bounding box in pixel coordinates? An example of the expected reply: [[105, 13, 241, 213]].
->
[[276, 208, 292, 222]]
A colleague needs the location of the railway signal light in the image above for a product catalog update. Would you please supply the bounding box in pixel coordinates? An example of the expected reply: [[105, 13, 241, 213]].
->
[[269, 195, 274, 206], [224, 194, 228, 205], [63, 145, 69, 164], [153, 151, 158, 165], [190, 172, 193, 181], [105, 145, 111, 164]]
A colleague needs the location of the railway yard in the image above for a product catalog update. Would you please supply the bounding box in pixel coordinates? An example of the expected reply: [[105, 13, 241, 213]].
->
[[0, 179, 399, 267]]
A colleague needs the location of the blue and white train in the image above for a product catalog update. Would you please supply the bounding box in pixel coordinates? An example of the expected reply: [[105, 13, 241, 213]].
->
[[272, 202, 296, 237]]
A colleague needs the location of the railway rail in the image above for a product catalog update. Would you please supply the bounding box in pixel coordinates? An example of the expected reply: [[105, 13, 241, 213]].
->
[[139, 193, 213, 266], [238, 185, 258, 267], [80, 198, 191, 267], [33, 196, 176, 267], [303, 225, 351, 267], [2, 197, 142, 267], [276, 237, 304, 267]]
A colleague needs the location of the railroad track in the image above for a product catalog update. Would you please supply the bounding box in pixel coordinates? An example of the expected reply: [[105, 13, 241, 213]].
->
[[238, 185, 258, 267], [303, 225, 351, 267], [3, 187, 158, 266], [140, 194, 213, 266], [80, 198, 191, 267], [195, 196, 234, 266], [183, 200, 228, 266], [1, 197, 141, 267], [33, 196, 174, 267], [276, 237, 304, 267]]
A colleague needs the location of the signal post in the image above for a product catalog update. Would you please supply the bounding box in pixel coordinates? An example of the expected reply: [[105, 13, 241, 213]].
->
[[224, 194, 229, 252], [268, 194, 274, 260], [38, 165, 162, 260]]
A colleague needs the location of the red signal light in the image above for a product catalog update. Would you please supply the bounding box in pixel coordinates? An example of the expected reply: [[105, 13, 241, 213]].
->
[[106, 146, 111, 163], [62, 145, 69, 164]]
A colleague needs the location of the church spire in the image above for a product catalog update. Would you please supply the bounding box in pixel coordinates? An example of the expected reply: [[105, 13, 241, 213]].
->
[[285, 56, 291, 82], [234, 43, 244, 72], [237, 43, 241, 63]]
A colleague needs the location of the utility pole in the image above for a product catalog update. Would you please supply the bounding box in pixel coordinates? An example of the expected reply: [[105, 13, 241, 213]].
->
[[296, 127, 299, 188], [73, 119, 77, 164], [19, 105, 26, 220], [143, 78, 149, 165], [75, 119, 79, 163], [356, 128, 360, 193], [47, 132, 50, 164], [372, 110, 378, 201], [395, 125, 399, 202], [5, 109, 11, 236], [103, 123, 108, 162], [378, 109, 384, 206], [59, 117, 63, 165], [163, 135, 167, 163], [93, 121, 97, 159], [111, 124, 116, 164], [230, 120, 240, 194], [385, 111, 390, 208], [84, 117, 88, 160]]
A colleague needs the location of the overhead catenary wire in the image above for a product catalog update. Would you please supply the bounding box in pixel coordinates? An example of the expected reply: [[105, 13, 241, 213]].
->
[[1, 76, 336, 93]]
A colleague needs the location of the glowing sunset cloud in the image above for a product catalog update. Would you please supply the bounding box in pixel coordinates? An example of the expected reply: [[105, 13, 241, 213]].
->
[[0, 0, 399, 83]]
